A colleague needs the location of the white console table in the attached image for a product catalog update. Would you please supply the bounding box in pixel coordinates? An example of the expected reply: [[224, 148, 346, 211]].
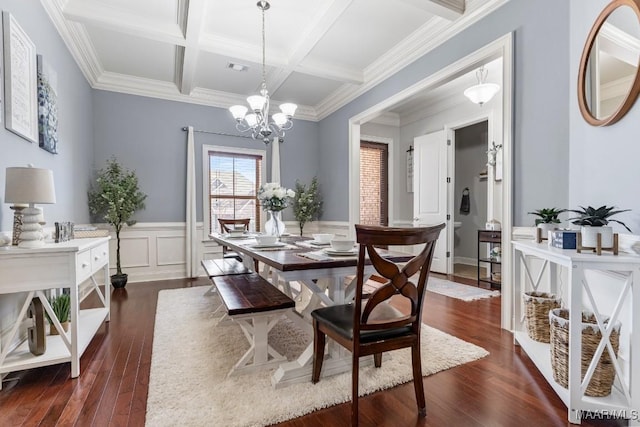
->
[[512, 240, 640, 423], [0, 237, 110, 388]]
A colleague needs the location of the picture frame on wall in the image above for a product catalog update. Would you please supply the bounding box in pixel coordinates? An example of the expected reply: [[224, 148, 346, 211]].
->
[[2, 12, 38, 143], [37, 54, 58, 154]]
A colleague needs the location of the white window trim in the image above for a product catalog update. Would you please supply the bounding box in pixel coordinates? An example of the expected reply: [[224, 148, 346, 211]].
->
[[201, 144, 267, 238]]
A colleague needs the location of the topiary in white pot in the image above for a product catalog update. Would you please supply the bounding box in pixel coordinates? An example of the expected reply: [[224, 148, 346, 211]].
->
[[88, 158, 147, 288], [568, 205, 631, 248]]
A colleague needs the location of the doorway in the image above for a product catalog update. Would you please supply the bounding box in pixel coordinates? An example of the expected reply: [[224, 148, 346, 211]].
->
[[348, 34, 514, 329], [452, 121, 488, 281]]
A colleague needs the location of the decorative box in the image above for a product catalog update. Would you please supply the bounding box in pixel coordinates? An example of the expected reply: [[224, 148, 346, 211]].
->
[[551, 230, 578, 249]]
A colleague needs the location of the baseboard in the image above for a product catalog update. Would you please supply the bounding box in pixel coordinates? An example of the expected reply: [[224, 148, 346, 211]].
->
[[453, 257, 477, 266]]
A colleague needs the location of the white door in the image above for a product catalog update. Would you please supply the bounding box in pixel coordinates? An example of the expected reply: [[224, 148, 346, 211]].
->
[[413, 130, 448, 273]]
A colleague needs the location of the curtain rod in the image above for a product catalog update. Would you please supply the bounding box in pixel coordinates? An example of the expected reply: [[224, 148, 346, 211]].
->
[[181, 127, 252, 139]]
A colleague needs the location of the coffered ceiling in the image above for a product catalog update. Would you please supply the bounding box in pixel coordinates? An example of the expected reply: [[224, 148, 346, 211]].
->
[[42, 0, 506, 121]]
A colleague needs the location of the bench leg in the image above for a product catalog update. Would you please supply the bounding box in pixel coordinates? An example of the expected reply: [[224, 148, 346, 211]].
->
[[227, 311, 289, 377], [204, 283, 218, 297]]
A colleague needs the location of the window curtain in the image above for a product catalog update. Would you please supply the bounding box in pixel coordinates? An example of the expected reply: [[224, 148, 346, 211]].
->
[[185, 126, 198, 278]]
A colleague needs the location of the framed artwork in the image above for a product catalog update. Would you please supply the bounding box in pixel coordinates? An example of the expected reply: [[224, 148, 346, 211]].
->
[[37, 54, 58, 154], [2, 12, 38, 143]]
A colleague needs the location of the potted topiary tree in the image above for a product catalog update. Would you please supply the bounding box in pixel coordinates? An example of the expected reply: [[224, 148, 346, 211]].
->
[[528, 207, 566, 237], [292, 177, 323, 236], [88, 158, 147, 288], [568, 205, 631, 248]]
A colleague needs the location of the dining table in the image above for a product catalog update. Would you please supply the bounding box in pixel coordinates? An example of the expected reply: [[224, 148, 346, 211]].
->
[[209, 232, 414, 388]]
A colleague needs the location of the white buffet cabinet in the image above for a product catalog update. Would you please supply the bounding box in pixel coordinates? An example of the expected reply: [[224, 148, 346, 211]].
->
[[512, 240, 640, 424], [0, 237, 110, 388]]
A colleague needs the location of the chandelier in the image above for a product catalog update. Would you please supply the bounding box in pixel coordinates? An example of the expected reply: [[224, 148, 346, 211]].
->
[[463, 66, 500, 106], [229, 1, 297, 144]]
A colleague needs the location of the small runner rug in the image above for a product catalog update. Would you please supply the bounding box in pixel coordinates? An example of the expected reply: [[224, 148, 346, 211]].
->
[[428, 276, 501, 301], [146, 286, 489, 427]]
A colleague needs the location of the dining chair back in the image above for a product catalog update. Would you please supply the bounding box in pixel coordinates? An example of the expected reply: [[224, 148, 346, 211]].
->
[[217, 218, 252, 264], [311, 223, 445, 426], [218, 218, 251, 234]]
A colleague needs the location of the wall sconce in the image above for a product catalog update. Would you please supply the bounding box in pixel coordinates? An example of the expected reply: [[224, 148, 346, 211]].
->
[[4, 165, 56, 248], [487, 142, 503, 167]]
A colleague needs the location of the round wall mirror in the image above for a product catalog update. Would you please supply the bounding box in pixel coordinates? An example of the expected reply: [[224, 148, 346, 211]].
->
[[578, 0, 640, 126]]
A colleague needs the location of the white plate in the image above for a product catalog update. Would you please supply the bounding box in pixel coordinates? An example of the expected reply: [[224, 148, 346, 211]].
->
[[323, 248, 357, 256], [309, 240, 331, 246], [251, 242, 286, 249], [225, 234, 250, 239]]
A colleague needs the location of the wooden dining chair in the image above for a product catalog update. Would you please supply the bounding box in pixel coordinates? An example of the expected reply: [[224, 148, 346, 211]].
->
[[218, 218, 251, 260], [311, 223, 445, 426]]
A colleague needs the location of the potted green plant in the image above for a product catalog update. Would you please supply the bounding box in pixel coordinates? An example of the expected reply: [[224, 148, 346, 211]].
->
[[528, 208, 566, 237], [292, 177, 323, 236], [88, 158, 147, 288], [568, 205, 631, 247], [46, 293, 70, 335]]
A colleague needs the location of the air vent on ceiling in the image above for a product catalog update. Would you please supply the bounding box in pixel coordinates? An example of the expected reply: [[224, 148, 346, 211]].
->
[[227, 62, 248, 72]]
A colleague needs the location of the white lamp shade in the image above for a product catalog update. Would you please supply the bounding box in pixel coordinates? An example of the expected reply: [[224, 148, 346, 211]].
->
[[272, 112, 287, 126], [279, 103, 297, 117], [5, 166, 56, 204], [245, 113, 258, 127], [464, 83, 500, 105], [247, 95, 266, 111], [229, 105, 248, 120]]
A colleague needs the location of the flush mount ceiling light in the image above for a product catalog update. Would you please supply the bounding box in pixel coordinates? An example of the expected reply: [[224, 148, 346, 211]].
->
[[229, 1, 297, 144], [463, 66, 500, 106]]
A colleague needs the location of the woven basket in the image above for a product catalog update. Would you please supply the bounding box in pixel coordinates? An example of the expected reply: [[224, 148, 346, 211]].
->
[[522, 292, 561, 343], [549, 308, 621, 397]]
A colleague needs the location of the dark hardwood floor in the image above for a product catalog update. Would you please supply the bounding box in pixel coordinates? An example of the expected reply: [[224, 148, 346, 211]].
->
[[0, 275, 625, 426]]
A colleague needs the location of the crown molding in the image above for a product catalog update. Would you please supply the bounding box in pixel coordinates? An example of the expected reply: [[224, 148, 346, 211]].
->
[[40, 0, 103, 85], [93, 72, 319, 121], [315, 0, 510, 120], [366, 112, 400, 127]]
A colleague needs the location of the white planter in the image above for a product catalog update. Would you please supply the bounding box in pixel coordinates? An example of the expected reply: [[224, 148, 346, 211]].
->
[[581, 225, 613, 248], [537, 223, 557, 244]]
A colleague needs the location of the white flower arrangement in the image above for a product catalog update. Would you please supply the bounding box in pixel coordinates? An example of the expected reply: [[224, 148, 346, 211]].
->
[[257, 182, 295, 212]]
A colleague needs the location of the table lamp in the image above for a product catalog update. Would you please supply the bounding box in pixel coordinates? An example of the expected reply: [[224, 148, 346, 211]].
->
[[4, 166, 56, 248]]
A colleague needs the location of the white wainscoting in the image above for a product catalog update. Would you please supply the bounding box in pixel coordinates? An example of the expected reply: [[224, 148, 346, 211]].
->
[[99, 221, 352, 283]]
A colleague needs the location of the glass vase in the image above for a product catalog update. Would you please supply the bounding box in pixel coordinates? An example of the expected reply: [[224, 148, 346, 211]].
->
[[265, 210, 285, 237]]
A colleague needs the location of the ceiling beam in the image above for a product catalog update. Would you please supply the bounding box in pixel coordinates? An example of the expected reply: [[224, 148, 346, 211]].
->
[[198, 34, 363, 85], [62, 0, 185, 45], [398, 0, 465, 21], [266, 0, 355, 93], [179, 0, 207, 95]]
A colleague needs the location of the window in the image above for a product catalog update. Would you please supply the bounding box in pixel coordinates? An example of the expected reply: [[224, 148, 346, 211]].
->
[[203, 146, 265, 234], [360, 141, 389, 226]]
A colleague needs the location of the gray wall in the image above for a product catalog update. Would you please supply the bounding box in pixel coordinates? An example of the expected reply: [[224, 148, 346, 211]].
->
[[454, 122, 488, 259], [569, 0, 640, 234], [318, 0, 571, 225], [0, 0, 94, 232], [92, 91, 320, 222]]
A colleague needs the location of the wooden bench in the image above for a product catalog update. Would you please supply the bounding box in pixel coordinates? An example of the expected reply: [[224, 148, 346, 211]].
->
[[201, 258, 252, 297], [214, 273, 295, 376]]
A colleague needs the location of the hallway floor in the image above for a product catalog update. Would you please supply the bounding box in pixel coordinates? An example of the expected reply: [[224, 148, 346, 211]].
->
[[453, 263, 484, 282]]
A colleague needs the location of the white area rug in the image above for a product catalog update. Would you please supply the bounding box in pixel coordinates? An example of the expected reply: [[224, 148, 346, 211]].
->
[[146, 286, 489, 427], [427, 276, 501, 301]]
